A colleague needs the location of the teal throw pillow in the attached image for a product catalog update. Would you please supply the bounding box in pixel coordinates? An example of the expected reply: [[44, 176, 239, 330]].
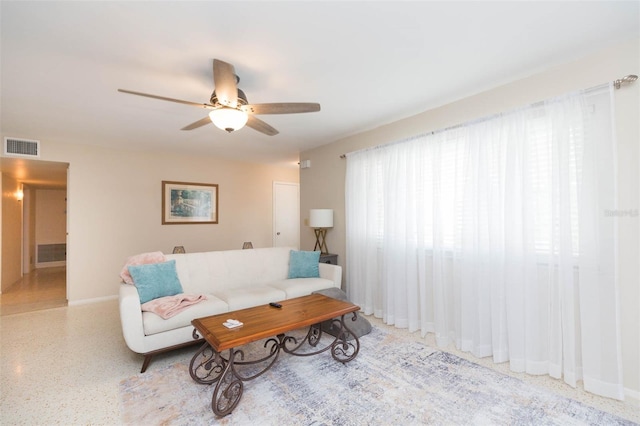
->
[[128, 260, 183, 304], [288, 250, 321, 279]]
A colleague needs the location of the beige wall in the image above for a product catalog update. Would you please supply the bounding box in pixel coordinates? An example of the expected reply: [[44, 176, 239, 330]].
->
[[35, 189, 67, 252], [1, 174, 22, 291], [23, 141, 299, 302], [300, 38, 640, 397]]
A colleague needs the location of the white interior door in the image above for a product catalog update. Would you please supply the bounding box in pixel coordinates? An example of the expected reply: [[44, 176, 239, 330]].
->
[[273, 182, 299, 249]]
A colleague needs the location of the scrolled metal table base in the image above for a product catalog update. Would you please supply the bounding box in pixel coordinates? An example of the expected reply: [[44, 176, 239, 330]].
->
[[188, 313, 360, 417]]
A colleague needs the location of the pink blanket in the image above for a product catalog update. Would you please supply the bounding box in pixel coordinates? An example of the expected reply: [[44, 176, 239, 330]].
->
[[141, 294, 207, 319], [120, 251, 166, 284]]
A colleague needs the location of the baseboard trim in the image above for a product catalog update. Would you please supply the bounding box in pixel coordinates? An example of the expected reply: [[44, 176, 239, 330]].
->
[[624, 387, 640, 404], [68, 294, 118, 306], [36, 261, 67, 268]]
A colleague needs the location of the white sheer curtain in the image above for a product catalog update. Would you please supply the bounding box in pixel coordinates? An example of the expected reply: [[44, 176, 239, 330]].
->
[[345, 84, 624, 399]]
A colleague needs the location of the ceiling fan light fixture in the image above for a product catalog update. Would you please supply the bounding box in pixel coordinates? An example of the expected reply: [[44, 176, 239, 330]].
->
[[209, 108, 248, 133], [119, 59, 319, 136]]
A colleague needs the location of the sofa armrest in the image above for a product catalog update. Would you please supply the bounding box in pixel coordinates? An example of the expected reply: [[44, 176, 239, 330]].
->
[[319, 262, 342, 288], [119, 284, 146, 354]]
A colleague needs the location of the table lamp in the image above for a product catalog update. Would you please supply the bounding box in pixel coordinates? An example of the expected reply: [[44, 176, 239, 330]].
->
[[309, 209, 333, 254]]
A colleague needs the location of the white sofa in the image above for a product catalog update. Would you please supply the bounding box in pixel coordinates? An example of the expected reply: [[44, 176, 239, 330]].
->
[[119, 247, 342, 372]]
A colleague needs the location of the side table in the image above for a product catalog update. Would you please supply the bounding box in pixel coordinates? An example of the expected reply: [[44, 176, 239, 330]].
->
[[319, 253, 338, 265]]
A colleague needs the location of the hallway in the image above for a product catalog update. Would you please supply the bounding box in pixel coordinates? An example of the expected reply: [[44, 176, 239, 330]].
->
[[0, 266, 67, 316]]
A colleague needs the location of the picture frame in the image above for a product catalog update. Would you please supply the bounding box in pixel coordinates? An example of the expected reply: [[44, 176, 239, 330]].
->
[[162, 181, 218, 224]]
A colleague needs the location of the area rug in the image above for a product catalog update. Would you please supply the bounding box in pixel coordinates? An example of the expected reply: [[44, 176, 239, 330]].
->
[[119, 327, 634, 425]]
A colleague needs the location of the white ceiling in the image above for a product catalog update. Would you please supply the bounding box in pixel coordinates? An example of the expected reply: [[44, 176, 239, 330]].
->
[[1, 1, 638, 187]]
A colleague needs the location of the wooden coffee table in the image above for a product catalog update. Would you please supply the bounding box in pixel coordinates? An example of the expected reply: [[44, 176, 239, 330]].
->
[[189, 293, 361, 417]]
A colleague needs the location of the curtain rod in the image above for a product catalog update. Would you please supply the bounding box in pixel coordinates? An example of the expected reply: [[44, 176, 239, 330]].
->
[[339, 74, 638, 159], [614, 74, 638, 89]]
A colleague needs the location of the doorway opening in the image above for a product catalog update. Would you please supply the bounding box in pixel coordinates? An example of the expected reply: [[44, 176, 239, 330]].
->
[[0, 158, 68, 316]]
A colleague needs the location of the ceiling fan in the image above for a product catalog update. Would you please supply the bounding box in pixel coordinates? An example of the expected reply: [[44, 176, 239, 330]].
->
[[118, 59, 320, 136]]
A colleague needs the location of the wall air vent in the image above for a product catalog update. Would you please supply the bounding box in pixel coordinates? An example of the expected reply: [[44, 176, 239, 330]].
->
[[3, 137, 40, 158], [37, 243, 67, 263]]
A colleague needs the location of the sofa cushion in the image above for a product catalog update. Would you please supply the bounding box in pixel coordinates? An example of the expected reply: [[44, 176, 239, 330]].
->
[[166, 247, 293, 294], [268, 278, 336, 299], [166, 252, 210, 294], [287, 250, 320, 278], [214, 286, 286, 311], [128, 260, 184, 304], [142, 294, 229, 336]]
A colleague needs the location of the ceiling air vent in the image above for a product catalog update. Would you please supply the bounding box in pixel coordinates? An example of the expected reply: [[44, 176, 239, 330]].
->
[[3, 137, 40, 158]]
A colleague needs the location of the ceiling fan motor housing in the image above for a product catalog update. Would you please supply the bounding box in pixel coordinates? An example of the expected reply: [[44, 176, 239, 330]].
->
[[210, 88, 248, 108]]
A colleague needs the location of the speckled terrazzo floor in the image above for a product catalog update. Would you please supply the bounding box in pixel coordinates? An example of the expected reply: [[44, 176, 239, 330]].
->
[[0, 300, 638, 425]]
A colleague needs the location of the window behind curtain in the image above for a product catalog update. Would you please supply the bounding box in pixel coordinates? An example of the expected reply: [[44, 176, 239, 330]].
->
[[359, 105, 584, 255]]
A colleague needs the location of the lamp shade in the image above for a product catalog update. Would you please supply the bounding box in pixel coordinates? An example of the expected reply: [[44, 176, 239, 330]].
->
[[309, 209, 333, 228], [209, 108, 248, 133]]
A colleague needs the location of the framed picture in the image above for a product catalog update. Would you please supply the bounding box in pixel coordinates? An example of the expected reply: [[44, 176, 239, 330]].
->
[[162, 181, 218, 224]]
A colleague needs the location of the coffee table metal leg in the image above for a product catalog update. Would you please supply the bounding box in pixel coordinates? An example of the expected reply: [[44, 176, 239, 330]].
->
[[281, 313, 360, 363], [331, 313, 360, 363], [211, 349, 243, 417], [189, 341, 226, 385], [191, 340, 283, 417]]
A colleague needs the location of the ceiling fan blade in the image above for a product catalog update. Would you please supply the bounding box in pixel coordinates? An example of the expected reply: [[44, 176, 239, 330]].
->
[[241, 103, 321, 115], [213, 59, 238, 108], [181, 116, 212, 131], [245, 115, 279, 136], [118, 89, 212, 108]]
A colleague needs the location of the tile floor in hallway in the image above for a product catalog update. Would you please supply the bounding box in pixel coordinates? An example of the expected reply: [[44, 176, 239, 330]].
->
[[0, 273, 638, 425], [0, 267, 67, 316]]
